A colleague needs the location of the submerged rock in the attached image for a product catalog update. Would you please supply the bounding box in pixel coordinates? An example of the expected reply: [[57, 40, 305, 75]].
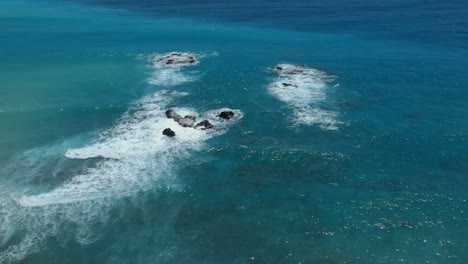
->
[[218, 111, 235, 120], [154, 52, 198, 67], [162, 128, 176, 137], [272, 64, 311, 76], [195, 120, 214, 130]]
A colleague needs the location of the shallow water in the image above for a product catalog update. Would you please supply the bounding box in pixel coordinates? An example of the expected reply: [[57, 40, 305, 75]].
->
[[0, 0, 468, 263]]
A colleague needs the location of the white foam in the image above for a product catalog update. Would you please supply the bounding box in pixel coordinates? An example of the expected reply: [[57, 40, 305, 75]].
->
[[147, 68, 199, 86], [19, 91, 243, 207], [1, 88, 243, 262], [0, 190, 112, 263], [147, 52, 203, 86], [268, 63, 341, 130], [292, 106, 340, 131], [0, 48, 235, 261]]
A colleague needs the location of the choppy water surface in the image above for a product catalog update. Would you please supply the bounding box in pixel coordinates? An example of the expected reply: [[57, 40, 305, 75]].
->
[[0, 0, 467, 263]]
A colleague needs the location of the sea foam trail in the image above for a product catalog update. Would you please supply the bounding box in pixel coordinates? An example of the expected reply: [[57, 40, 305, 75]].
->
[[268, 63, 340, 130], [0, 51, 240, 262], [19, 90, 243, 207], [2, 90, 243, 262]]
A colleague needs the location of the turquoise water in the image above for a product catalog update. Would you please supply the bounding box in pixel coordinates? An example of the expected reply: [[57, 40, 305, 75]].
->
[[1, 0, 468, 263]]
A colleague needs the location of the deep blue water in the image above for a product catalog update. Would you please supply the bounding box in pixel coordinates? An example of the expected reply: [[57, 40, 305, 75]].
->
[[71, 0, 468, 49], [0, 0, 468, 263]]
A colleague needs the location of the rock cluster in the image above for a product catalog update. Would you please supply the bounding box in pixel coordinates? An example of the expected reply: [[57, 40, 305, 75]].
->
[[162, 109, 237, 137], [155, 52, 198, 67], [218, 111, 235, 120], [155, 52, 239, 137]]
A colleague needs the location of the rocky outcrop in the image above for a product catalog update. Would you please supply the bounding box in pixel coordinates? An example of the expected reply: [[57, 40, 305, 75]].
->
[[154, 52, 198, 67], [165, 110, 182, 121], [178, 115, 196, 128], [184, 115, 196, 121], [195, 120, 213, 130], [218, 111, 235, 120], [165, 110, 215, 131], [162, 128, 176, 137], [161, 108, 240, 135]]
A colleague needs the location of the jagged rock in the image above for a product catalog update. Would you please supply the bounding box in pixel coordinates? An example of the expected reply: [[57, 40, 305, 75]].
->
[[282, 83, 294, 87], [162, 128, 176, 137], [165, 110, 198, 127], [173, 115, 182, 122], [184, 115, 196, 121], [218, 111, 235, 120], [165, 110, 182, 122], [195, 120, 213, 130], [154, 52, 198, 67]]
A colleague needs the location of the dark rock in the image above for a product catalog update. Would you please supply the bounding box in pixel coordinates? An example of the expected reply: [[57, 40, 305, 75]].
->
[[162, 128, 176, 137], [195, 120, 214, 130], [184, 115, 197, 121], [166, 110, 182, 122], [218, 111, 235, 120], [165, 110, 176, 118], [282, 83, 294, 87], [275, 66, 283, 71]]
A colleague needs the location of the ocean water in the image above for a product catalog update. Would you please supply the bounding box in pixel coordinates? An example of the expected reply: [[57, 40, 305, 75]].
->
[[0, 0, 468, 263]]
